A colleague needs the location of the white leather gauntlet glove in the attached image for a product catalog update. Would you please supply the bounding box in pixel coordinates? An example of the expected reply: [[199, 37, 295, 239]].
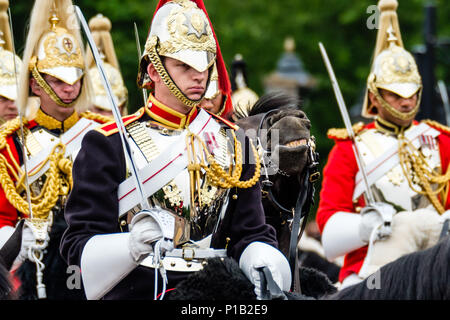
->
[[128, 211, 163, 263], [17, 224, 39, 263], [239, 242, 291, 300], [359, 202, 396, 243]]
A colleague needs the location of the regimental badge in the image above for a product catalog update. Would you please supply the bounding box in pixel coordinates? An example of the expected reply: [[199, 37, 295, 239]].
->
[[162, 181, 183, 208]]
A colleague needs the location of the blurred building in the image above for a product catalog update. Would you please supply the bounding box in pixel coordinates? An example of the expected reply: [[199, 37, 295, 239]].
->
[[263, 37, 317, 100]]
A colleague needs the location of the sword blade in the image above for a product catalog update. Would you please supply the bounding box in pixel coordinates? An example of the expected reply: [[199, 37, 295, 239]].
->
[[134, 22, 148, 104], [75, 6, 150, 211], [8, 7, 34, 218], [318, 42, 375, 205]]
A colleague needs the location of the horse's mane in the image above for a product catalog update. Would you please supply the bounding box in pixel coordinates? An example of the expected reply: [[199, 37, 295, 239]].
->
[[249, 91, 301, 116], [327, 235, 450, 300]]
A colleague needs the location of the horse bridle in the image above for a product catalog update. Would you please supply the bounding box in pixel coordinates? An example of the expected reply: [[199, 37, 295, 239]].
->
[[255, 110, 320, 293]]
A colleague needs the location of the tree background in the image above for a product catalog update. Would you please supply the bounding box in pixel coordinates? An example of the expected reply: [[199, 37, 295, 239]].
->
[[9, 0, 450, 218]]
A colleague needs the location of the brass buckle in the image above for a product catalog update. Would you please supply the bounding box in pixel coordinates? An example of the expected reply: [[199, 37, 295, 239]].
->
[[182, 247, 195, 261]]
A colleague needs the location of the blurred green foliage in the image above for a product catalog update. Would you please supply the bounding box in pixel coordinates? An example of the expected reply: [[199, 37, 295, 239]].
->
[[10, 0, 449, 217]]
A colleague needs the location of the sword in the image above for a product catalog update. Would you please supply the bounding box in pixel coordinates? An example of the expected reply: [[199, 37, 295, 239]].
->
[[8, 7, 33, 218], [9, 6, 50, 299], [75, 6, 151, 211], [134, 22, 148, 104], [318, 42, 375, 205]]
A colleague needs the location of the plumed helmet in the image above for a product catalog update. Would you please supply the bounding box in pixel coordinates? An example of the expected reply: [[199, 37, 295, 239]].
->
[[17, 0, 93, 114], [86, 14, 128, 113], [362, 0, 422, 120], [231, 54, 259, 120], [0, 0, 21, 101], [137, 0, 217, 107]]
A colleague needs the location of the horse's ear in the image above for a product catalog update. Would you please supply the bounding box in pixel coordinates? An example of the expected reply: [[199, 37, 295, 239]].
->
[[0, 220, 24, 271]]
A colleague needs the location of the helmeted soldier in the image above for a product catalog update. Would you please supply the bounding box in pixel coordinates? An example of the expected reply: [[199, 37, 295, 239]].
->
[[317, 0, 450, 289], [0, 0, 110, 299], [86, 13, 128, 117], [61, 0, 291, 300], [230, 53, 259, 121]]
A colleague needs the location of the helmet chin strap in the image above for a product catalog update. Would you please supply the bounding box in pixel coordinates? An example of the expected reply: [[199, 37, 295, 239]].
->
[[369, 83, 422, 122], [147, 36, 213, 109]]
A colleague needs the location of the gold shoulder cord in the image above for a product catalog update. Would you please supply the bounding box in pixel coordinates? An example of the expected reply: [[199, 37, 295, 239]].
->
[[0, 119, 73, 218], [80, 111, 114, 123], [397, 133, 450, 214], [185, 128, 261, 217]]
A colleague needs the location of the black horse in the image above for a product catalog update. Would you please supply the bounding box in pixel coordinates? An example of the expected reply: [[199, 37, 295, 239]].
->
[[235, 92, 339, 283], [169, 234, 450, 300]]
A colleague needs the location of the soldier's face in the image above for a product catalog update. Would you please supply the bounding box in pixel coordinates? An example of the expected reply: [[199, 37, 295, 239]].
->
[[164, 57, 209, 101], [0, 96, 18, 121], [200, 92, 223, 115], [370, 89, 418, 127], [30, 74, 81, 120]]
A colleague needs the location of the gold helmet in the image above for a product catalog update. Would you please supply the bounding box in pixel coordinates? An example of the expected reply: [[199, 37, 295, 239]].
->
[[86, 14, 128, 114], [0, 0, 21, 101], [231, 54, 259, 119], [362, 0, 422, 120], [17, 0, 93, 115], [137, 0, 217, 108]]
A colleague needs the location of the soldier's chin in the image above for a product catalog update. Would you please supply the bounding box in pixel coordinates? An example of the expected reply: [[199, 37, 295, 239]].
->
[[185, 92, 204, 102]]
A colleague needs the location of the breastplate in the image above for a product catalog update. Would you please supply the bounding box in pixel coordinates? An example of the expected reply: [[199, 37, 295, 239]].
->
[[22, 126, 76, 214], [125, 119, 234, 242], [356, 127, 441, 212]]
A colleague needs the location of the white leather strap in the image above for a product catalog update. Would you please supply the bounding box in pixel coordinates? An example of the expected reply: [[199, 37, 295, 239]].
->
[[117, 109, 220, 217], [24, 118, 100, 185], [321, 212, 366, 261], [80, 233, 137, 300], [353, 123, 439, 200]]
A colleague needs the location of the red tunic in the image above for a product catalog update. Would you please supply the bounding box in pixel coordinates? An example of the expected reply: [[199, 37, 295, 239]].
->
[[0, 120, 39, 228], [316, 120, 450, 282]]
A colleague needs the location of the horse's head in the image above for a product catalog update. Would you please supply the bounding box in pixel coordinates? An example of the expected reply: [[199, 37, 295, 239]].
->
[[260, 108, 311, 180], [236, 92, 312, 182]]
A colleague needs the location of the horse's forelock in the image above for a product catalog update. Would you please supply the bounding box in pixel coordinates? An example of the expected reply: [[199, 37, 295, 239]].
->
[[249, 92, 301, 116]]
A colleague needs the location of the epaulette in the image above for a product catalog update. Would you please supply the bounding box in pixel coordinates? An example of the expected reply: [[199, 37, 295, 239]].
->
[[95, 108, 145, 137], [327, 122, 365, 140], [79, 111, 114, 124], [423, 119, 450, 135], [204, 109, 239, 131]]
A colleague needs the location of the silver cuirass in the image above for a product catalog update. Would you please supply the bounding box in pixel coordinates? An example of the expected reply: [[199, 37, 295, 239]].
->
[[354, 124, 442, 212], [123, 115, 235, 244]]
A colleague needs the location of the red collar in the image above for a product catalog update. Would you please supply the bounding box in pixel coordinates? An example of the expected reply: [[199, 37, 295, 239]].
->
[[145, 94, 199, 129]]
